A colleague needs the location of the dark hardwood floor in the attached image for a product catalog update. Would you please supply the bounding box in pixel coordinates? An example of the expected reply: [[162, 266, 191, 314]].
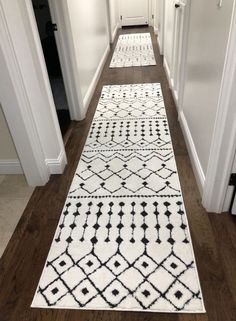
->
[[0, 27, 236, 321]]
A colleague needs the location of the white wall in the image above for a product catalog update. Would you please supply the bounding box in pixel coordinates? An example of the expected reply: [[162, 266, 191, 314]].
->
[[67, 0, 110, 112], [109, 0, 119, 41], [182, 0, 234, 176], [0, 107, 18, 160]]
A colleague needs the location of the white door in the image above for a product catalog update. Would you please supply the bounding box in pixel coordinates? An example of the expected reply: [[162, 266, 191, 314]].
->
[[48, 0, 84, 120], [163, 0, 190, 108], [120, 0, 149, 26]]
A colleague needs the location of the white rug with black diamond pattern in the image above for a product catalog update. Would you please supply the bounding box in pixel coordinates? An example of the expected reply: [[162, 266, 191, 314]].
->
[[32, 83, 205, 313], [110, 33, 156, 68]]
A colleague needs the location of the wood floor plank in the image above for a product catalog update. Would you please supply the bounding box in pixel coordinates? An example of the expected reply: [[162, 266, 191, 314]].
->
[[0, 26, 236, 321]]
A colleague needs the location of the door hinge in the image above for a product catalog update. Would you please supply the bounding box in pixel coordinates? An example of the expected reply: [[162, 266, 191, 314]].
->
[[152, 14, 154, 19], [120, 15, 122, 20], [229, 173, 236, 186]]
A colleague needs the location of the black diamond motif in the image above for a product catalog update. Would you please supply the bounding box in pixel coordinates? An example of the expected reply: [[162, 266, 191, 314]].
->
[[141, 223, 148, 230], [86, 260, 93, 267], [116, 236, 123, 244], [141, 211, 148, 217], [166, 223, 174, 230], [51, 287, 59, 295], [93, 223, 100, 230], [114, 261, 121, 268], [142, 261, 149, 268], [165, 210, 172, 218], [59, 260, 66, 267], [141, 237, 149, 245], [117, 223, 124, 229], [112, 289, 119, 296], [66, 236, 73, 243], [170, 262, 177, 269], [91, 236, 98, 244], [82, 287, 89, 295], [167, 237, 175, 245], [175, 290, 183, 299], [70, 223, 76, 229], [142, 290, 151, 298]]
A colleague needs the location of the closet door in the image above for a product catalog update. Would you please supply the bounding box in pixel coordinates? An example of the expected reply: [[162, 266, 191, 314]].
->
[[120, 0, 149, 26], [164, 0, 190, 108]]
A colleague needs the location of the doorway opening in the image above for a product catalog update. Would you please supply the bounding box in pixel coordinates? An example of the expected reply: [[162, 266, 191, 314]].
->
[[32, 0, 71, 137]]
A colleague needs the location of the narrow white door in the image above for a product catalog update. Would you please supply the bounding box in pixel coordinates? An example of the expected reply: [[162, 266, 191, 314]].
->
[[163, 0, 190, 108], [172, 0, 188, 104], [120, 0, 149, 26]]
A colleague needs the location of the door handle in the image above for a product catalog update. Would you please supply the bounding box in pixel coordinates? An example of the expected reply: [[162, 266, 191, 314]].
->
[[175, 1, 186, 8]]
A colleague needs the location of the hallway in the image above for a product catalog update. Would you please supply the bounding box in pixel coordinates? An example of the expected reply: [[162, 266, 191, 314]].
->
[[0, 26, 236, 320]]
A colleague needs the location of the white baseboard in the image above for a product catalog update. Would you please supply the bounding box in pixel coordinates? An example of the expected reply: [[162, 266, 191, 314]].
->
[[83, 44, 110, 112], [163, 57, 172, 89], [163, 57, 179, 108], [157, 36, 162, 55], [112, 23, 119, 43], [0, 159, 23, 174], [46, 150, 67, 175], [154, 26, 158, 35], [179, 111, 205, 194]]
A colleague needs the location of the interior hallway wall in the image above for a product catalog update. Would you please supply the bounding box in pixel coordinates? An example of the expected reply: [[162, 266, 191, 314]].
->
[[67, 0, 110, 112], [182, 0, 234, 176]]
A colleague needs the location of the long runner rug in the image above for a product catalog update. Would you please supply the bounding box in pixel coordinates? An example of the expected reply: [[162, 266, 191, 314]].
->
[[110, 33, 156, 68], [32, 83, 205, 313]]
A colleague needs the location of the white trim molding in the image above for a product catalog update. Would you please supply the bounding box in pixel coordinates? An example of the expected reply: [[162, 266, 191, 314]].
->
[[163, 56, 172, 88], [179, 111, 205, 194], [0, 0, 67, 186], [111, 23, 119, 43], [154, 26, 158, 35], [46, 150, 67, 175], [202, 1, 236, 213], [83, 44, 110, 112], [0, 159, 23, 175], [0, 1, 50, 186]]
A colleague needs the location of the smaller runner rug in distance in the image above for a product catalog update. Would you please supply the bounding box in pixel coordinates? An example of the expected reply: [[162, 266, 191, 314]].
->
[[32, 83, 205, 313], [110, 33, 156, 68]]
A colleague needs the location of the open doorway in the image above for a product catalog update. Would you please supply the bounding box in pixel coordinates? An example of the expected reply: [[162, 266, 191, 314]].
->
[[32, 0, 71, 137]]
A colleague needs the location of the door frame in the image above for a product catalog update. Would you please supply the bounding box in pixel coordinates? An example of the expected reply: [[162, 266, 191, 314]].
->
[[48, 0, 85, 120], [0, 0, 67, 186], [202, 2, 236, 213]]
